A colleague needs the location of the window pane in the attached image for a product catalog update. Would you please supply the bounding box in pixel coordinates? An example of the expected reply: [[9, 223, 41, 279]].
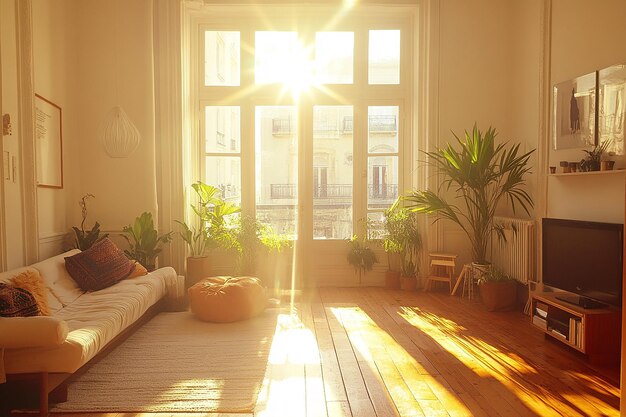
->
[[205, 156, 241, 206], [368, 156, 398, 209], [204, 31, 240, 86], [205, 106, 240, 153], [368, 30, 400, 85], [255, 31, 300, 85], [315, 32, 353, 84], [255, 106, 298, 238], [368, 106, 399, 153], [313, 106, 353, 240], [367, 212, 386, 240]]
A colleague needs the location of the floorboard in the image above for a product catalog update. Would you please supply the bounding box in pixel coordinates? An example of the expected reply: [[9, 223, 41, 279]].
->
[[15, 288, 620, 417]]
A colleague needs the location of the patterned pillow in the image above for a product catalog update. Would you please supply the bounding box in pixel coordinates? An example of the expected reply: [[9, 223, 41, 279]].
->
[[65, 238, 136, 291], [0, 283, 40, 317]]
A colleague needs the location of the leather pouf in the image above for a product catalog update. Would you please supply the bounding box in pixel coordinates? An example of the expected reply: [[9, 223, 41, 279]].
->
[[188, 276, 267, 323]]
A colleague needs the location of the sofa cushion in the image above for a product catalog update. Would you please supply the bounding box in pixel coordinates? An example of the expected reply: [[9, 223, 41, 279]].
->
[[0, 284, 40, 317], [127, 261, 148, 279], [10, 270, 50, 316], [65, 238, 136, 291], [32, 250, 82, 310]]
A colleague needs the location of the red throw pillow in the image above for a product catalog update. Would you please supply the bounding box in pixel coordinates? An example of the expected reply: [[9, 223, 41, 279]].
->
[[0, 283, 40, 317], [65, 238, 136, 291], [189, 276, 267, 323]]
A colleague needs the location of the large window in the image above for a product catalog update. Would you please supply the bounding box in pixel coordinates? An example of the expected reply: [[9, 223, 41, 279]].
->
[[191, 6, 413, 248]]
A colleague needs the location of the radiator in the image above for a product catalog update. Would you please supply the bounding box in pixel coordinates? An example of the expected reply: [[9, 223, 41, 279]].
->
[[492, 217, 536, 284]]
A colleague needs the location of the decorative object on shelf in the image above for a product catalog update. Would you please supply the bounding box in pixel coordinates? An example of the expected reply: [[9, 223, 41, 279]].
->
[[601, 160, 616, 171], [71, 193, 108, 251], [549, 166, 556, 174], [568, 162, 579, 172], [404, 125, 534, 267], [100, 106, 142, 158], [35, 94, 63, 188], [553, 72, 596, 150], [580, 140, 611, 172], [559, 161, 570, 173]]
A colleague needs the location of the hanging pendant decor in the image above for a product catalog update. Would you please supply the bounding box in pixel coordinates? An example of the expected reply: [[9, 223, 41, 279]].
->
[[101, 106, 141, 158]]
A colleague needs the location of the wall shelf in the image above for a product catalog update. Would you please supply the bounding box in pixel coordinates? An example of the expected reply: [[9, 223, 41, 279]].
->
[[550, 169, 625, 177]]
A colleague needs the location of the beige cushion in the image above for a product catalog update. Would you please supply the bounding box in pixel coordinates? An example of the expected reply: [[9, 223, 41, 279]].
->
[[0, 316, 68, 348], [32, 249, 84, 307]]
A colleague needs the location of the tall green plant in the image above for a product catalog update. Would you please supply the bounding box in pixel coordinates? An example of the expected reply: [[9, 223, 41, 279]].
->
[[233, 215, 291, 274], [123, 212, 173, 271], [404, 125, 534, 264]]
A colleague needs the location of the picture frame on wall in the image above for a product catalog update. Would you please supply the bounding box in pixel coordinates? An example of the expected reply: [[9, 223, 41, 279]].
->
[[35, 94, 63, 188], [598, 64, 626, 156], [553, 71, 596, 150]]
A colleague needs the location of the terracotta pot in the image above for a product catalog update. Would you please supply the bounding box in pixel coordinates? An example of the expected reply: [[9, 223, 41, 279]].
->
[[385, 270, 401, 289], [479, 280, 517, 311], [186, 256, 211, 288], [400, 275, 417, 291]]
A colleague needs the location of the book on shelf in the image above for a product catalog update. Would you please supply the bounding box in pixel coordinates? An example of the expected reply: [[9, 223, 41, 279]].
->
[[550, 328, 567, 340], [535, 303, 548, 319], [532, 315, 547, 330]]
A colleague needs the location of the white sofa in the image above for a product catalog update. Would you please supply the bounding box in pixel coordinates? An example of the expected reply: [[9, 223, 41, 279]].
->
[[0, 249, 178, 415]]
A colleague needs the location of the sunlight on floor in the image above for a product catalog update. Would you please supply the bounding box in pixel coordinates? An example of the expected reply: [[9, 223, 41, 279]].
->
[[255, 313, 326, 417], [331, 306, 472, 416], [398, 306, 619, 417]]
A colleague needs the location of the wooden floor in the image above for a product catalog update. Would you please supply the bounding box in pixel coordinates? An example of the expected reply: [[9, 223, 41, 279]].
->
[[35, 287, 622, 417]]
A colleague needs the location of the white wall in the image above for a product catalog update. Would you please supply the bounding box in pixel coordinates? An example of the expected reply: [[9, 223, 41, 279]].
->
[[547, 0, 626, 224], [31, 0, 159, 257], [1, 0, 25, 269], [435, 0, 541, 268], [33, 0, 76, 257]]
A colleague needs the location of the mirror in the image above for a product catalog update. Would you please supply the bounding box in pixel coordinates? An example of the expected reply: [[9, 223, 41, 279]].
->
[[598, 64, 625, 156]]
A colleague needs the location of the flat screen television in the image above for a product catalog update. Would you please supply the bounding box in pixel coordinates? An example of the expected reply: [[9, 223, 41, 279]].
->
[[542, 218, 623, 308]]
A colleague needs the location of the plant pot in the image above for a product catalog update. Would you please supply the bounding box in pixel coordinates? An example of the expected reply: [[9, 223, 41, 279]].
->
[[186, 256, 211, 288], [385, 270, 401, 289], [479, 280, 517, 311], [400, 275, 417, 291]]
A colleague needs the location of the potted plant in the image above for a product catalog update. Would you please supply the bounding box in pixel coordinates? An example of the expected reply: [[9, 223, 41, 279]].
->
[[71, 193, 108, 250], [476, 267, 517, 311], [580, 140, 612, 172], [346, 220, 378, 285], [178, 181, 240, 284], [403, 125, 534, 282], [122, 212, 173, 271], [232, 214, 290, 276], [397, 209, 423, 291], [382, 205, 406, 289]]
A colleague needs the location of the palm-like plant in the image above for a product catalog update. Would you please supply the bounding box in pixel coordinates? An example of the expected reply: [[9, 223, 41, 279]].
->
[[404, 125, 534, 265]]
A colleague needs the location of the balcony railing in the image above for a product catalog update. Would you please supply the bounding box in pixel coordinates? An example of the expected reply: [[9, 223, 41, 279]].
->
[[269, 184, 398, 200], [272, 118, 294, 135]]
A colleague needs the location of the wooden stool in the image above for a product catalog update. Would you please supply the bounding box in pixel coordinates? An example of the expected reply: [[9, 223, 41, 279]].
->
[[425, 253, 457, 293]]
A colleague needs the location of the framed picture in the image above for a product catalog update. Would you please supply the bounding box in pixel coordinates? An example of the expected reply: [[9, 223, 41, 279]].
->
[[35, 94, 63, 188], [598, 64, 626, 155], [553, 72, 596, 150]]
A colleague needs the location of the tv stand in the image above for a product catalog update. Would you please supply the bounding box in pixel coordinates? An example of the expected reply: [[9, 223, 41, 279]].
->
[[531, 292, 621, 365], [555, 294, 608, 309]]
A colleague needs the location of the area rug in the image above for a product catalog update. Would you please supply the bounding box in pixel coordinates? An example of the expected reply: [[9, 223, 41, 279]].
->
[[51, 310, 279, 413]]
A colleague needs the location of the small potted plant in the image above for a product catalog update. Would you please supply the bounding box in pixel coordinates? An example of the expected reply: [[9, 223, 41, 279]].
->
[[476, 267, 517, 311], [123, 212, 173, 271], [580, 140, 611, 172], [398, 212, 422, 291], [382, 205, 406, 289], [71, 193, 108, 250], [346, 219, 378, 285]]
